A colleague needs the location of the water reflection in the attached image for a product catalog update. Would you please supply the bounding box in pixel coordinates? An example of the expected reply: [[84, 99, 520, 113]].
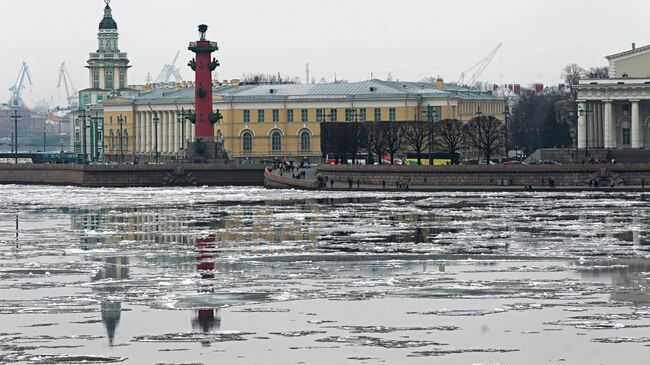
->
[[580, 258, 650, 304], [192, 235, 221, 345], [92, 256, 129, 346]]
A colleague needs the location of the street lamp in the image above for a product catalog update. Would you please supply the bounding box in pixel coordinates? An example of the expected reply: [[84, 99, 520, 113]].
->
[[503, 104, 511, 159], [176, 107, 192, 150], [117, 115, 125, 163], [422, 104, 438, 166], [152, 112, 160, 163], [578, 106, 593, 160], [10, 110, 21, 164], [79, 109, 89, 164]]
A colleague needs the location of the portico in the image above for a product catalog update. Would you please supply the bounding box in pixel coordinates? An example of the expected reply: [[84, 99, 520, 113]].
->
[[574, 44, 650, 152]]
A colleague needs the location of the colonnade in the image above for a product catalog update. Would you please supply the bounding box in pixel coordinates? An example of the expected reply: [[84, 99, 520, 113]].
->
[[133, 110, 196, 155], [577, 100, 644, 150]]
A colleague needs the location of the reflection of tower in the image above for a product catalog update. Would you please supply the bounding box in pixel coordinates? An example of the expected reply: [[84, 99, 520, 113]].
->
[[192, 235, 221, 337], [93, 256, 129, 346]]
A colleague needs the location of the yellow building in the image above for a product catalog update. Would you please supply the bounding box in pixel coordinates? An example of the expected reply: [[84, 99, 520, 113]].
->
[[102, 79, 505, 163]]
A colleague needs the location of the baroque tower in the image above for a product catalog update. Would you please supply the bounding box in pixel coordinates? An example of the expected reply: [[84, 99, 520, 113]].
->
[[80, 0, 130, 108]]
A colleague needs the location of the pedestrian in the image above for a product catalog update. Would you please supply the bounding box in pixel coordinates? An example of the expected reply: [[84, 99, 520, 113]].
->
[[348, 179, 353, 189], [382, 180, 386, 189], [356, 179, 360, 188], [330, 179, 334, 188]]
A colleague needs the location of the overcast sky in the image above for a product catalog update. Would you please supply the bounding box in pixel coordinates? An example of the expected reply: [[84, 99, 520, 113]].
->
[[1, 0, 649, 107]]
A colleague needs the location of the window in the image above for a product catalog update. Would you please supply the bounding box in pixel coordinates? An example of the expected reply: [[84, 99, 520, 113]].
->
[[92, 69, 99, 89], [300, 131, 310, 151], [257, 110, 265, 123], [287, 109, 294, 122], [389, 108, 396, 121], [242, 131, 253, 152], [119, 69, 126, 89], [105, 68, 113, 90], [243, 110, 250, 123], [271, 131, 282, 151], [330, 109, 337, 122], [374, 108, 382, 121], [359, 108, 367, 121], [316, 109, 324, 122], [124, 130, 129, 150], [272, 109, 279, 123], [345, 108, 354, 122], [301, 109, 308, 122], [623, 128, 631, 145], [110, 130, 114, 149]]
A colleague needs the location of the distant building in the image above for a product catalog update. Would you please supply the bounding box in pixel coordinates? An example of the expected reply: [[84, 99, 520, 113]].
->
[[573, 44, 650, 150], [71, 0, 135, 162], [102, 79, 505, 163]]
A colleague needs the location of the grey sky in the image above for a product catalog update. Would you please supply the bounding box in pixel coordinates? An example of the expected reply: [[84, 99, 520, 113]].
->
[[1, 0, 649, 107]]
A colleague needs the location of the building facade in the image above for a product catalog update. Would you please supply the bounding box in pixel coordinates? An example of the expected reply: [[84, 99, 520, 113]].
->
[[102, 79, 505, 163], [72, 0, 133, 162], [574, 44, 650, 151]]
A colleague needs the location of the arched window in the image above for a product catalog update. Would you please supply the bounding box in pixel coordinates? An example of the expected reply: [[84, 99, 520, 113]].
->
[[300, 131, 310, 151], [124, 130, 129, 150], [242, 131, 253, 152], [110, 130, 114, 150], [271, 131, 281, 151]]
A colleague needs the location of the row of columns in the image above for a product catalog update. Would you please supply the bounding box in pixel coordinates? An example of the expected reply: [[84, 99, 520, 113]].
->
[[577, 100, 643, 149], [134, 111, 196, 155]]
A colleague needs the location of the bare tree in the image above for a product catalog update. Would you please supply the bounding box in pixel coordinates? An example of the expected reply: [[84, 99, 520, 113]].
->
[[436, 119, 465, 165], [402, 121, 430, 165], [585, 66, 609, 79], [385, 122, 403, 164], [561, 64, 585, 86], [366, 122, 387, 164], [466, 116, 504, 163], [240, 73, 298, 84]]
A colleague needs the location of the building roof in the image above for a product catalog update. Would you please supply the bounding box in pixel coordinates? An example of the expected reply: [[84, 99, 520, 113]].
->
[[606, 44, 650, 60], [120, 79, 501, 105], [99, 4, 117, 30]]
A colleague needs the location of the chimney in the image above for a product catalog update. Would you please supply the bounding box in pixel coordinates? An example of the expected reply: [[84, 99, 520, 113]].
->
[[632, 42, 636, 50], [436, 78, 444, 91]]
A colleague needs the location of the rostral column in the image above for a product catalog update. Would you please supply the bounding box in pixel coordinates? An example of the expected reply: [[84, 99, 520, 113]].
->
[[188, 24, 221, 141]]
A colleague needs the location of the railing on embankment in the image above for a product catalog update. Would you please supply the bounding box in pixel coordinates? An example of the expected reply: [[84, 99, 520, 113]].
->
[[264, 167, 322, 190], [317, 163, 650, 187], [0, 163, 266, 187]]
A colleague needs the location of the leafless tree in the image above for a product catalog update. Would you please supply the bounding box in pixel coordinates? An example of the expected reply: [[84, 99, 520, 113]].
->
[[402, 121, 431, 165], [561, 64, 585, 86], [585, 66, 609, 79], [240, 73, 298, 84], [366, 122, 387, 164], [436, 119, 465, 165], [384, 122, 403, 164], [466, 116, 504, 162]]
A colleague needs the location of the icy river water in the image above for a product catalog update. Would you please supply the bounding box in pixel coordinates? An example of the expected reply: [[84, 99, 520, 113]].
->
[[1, 186, 650, 364]]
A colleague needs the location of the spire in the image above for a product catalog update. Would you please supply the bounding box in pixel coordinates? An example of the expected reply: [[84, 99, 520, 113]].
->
[[99, 0, 117, 30]]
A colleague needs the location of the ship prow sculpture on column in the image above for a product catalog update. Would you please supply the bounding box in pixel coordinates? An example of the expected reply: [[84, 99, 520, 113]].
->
[[186, 24, 225, 163]]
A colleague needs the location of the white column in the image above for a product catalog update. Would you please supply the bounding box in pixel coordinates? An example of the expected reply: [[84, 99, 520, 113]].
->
[[156, 112, 162, 156], [578, 102, 587, 149], [172, 114, 179, 153], [137, 113, 143, 153], [604, 101, 615, 149], [164, 111, 170, 154], [190, 122, 195, 142], [185, 120, 191, 146], [144, 112, 150, 153], [631, 100, 642, 148]]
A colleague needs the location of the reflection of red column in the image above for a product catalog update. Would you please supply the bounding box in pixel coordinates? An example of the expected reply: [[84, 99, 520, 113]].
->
[[193, 234, 220, 334], [188, 25, 219, 140]]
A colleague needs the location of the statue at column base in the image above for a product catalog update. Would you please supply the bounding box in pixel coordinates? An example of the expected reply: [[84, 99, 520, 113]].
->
[[184, 138, 228, 163]]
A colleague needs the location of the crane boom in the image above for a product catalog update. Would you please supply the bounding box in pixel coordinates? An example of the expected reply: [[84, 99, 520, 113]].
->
[[155, 51, 183, 83], [457, 43, 502, 87], [57, 62, 78, 108], [8, 62, 33, 107]]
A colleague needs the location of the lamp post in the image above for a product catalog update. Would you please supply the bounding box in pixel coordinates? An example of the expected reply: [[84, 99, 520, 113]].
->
[[10, 110, 21, 164], [79, 109, 89, 164], [503, 104, 511, 159], [176, 107, 192, 150], [578, 105, 593, 160], [422, 104, 438, 166], [152, 112, 160, 163], [117, 115, 125, 163]]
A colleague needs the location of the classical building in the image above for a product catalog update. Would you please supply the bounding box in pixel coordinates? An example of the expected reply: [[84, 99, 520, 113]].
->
[[71, 0, 134, 162], [574, 44, 650, 151], [102, 79, 505, 163]]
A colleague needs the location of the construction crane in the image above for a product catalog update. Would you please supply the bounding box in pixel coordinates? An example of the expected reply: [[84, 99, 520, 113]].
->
[[8, 62, 33, 107], [457, 43, 502, 88], [154, 51, 182, 84], [57, 62, 78, 108]]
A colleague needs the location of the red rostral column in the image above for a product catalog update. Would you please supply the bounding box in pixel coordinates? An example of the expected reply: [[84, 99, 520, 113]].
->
[[188, 24, 220, 140]]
